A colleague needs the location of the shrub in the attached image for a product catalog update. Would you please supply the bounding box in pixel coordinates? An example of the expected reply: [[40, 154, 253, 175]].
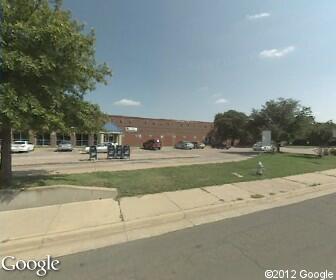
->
[[330, 148, 336, 156]]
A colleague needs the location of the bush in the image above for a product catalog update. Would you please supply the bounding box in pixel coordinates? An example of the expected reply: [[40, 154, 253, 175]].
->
[[323, 148, 330, 156], [330, 148, 336, 156], [292, 139, 310, 146]]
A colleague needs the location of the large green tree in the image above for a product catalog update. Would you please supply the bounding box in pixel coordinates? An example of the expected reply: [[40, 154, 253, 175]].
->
[[212, 110, 250, 146], [250, 98, 315, 152], [0, 0, 111, 185], [308, 121, 335, 147]]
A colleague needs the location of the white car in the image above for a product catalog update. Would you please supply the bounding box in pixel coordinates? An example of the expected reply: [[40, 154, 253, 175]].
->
[[253, 142, 275, 152], [11, 141, 35, 153], [84, 142, 117, 153]]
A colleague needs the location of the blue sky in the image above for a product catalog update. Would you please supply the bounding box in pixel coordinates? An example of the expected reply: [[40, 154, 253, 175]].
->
[[64, 0, 336, 122]]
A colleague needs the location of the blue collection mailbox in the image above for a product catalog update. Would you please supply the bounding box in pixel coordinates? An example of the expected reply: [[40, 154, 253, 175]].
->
[[122, 145, 131, 159], [116, 145, 123, 159], [107, 144, 116, 159]]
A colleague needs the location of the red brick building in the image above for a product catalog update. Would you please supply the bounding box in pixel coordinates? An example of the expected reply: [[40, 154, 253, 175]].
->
[[12, 115, 213, 147], [108, 115, 213, 147]]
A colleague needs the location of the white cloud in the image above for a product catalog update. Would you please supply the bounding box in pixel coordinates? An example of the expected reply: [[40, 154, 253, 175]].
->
[[114, 99, 141, 106], [215, 98, 228, 104], [247, 12, 271, 20], [259, 46, 296, 58], [211, 93, 223, 98]]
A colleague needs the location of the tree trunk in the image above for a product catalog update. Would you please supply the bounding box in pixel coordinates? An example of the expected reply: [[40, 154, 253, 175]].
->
[[0, 125, 12, 187], [277, 143, 281, 153]]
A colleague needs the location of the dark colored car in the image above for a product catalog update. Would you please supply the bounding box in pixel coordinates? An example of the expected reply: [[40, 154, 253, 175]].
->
[[211, 143, 231, 149], [143, 139, 162, 150], [191, 142, 205, 149]]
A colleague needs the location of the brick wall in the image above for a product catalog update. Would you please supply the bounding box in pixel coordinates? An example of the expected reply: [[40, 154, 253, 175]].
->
[[109, 115, 213, 147]]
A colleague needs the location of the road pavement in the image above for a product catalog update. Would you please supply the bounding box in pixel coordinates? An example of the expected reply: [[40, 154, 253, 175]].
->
[[2, 192, 335, 280]]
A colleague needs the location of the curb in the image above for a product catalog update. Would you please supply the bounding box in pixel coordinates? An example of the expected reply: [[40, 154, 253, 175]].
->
[[1, 183, 336, 260]]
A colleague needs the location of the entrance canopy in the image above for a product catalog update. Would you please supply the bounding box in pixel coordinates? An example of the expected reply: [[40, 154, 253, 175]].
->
[[103, 122, 123, 134], [100, 122, 123, 144]]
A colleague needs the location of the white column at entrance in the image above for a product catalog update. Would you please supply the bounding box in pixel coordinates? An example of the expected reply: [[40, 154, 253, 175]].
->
[[99, 133, 104, 144], [118, 135, 122, 145]]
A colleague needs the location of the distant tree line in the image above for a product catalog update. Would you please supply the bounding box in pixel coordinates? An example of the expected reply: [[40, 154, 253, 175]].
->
[[210, 98, 336, 151]]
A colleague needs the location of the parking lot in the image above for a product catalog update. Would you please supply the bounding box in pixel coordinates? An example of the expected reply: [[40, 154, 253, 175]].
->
[[11, 147, 257, 175], [11, 146, 317, 176]]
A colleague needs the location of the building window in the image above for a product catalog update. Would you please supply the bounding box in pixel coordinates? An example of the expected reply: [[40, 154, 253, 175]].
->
[[76, 134, 89, 146], [13, 131, 29, 142], [56, 133, 70, 144], [36, 132, 50, 146], [104, 134, 117, 143]]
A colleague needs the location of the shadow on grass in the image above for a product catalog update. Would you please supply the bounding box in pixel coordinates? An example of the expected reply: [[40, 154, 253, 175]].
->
[[10, 170, 73, 189], [285, 153, 320, 159], [219, 151, 260, 156]]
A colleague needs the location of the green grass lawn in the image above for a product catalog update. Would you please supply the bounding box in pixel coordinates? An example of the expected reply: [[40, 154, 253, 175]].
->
[[12, 153, 336, 197]]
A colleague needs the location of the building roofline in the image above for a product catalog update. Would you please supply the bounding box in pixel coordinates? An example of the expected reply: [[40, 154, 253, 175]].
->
[[108, 114, 213, 124]]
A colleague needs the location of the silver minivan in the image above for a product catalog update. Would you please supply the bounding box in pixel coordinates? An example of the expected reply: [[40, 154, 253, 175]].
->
[[57, 140, 73, 152], [175, 141, 194, 150]]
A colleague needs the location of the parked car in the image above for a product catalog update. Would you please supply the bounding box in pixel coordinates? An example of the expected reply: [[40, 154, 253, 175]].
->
[[57, 140, 73, 152], [175, 141, 194, 150], [143, 139, 162, 150], [84, 142, 117, 153], [11, 141, 34, 153], [253, 142, 275, 152], [192, 142, 205, 149], [211, 143, 231, 149]]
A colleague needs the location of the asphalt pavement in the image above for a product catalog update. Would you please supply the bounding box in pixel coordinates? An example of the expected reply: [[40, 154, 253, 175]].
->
[[2, 192, 336, 280], [12, 147, 256, 175]]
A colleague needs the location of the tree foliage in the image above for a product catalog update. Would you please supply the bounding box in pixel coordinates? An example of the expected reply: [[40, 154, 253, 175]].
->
[[308, 121, 336, 146], [249, 98, 315, 147], [212, 110, 250, 145], [0, 0, 112, 185], [212, 99, 316, 150], [0, 0, 111, 130]]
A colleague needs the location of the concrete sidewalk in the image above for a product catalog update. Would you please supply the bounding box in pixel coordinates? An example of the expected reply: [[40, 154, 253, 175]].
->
[[1, 170, 336, 260]]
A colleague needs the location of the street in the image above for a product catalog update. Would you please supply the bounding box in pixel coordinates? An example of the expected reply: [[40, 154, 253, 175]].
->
[[2, 192, 336, 280]]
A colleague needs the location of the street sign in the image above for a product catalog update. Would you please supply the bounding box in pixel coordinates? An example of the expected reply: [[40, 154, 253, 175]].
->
[[125, 127, 138, 132], [262, 130, 272, 146]]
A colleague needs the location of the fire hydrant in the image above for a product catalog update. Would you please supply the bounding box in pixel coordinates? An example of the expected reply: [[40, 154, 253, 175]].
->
[[256, 161, 264, 175]]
